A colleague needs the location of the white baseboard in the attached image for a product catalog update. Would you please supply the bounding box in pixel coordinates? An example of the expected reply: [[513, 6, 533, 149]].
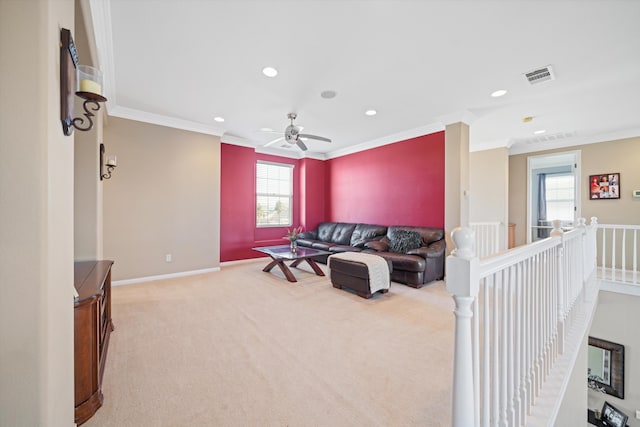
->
[[220, 257, 266, 267], [599, 280, 640, 296], [112, 267, 220, 287]]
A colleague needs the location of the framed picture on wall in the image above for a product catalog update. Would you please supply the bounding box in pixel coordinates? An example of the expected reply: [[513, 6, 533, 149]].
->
[[589, 173, 620, 200]]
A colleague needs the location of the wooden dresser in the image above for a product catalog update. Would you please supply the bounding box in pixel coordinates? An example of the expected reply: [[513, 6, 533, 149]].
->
[[74, 260, 114, 425]]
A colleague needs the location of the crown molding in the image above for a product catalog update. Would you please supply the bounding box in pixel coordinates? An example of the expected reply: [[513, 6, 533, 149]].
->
[[109, 106, 225, 136], [220, 134, 255, 147], [324, 122, 445, 159], [508, 127, 640, 155]]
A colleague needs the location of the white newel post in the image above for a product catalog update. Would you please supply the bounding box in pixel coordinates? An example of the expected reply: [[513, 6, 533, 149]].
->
[[446, 227, 479, 427]]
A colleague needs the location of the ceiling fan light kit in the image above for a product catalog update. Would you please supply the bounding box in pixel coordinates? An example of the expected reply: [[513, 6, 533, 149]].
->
[[263, 113, 332, 151]]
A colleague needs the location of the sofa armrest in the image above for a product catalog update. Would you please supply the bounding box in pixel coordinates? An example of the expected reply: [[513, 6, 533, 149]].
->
[[364, 240, 389, 252], [407, 239, 446, 259], [298, 230, 317, 240]]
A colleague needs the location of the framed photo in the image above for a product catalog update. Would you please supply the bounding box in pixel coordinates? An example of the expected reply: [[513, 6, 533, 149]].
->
[[601, 401, 628, 427], [589, 173, 620, 200]]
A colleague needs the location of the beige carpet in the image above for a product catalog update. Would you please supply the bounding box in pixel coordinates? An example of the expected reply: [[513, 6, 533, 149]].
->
[[84, 259, 454, 426]]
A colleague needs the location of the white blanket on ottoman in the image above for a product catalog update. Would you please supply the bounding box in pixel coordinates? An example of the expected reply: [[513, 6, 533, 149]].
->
[[328, 252, 390, 294]]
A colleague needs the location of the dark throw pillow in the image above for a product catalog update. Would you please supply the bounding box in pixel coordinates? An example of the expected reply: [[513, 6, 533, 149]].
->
[[389, 229, 423, 254]]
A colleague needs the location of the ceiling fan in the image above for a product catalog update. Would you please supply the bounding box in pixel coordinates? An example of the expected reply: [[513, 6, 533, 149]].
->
[[263, 113, 331, 151]]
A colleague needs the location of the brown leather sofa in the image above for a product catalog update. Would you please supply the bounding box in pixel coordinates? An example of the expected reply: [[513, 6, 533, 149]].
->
[[297, 222, 445, 288]]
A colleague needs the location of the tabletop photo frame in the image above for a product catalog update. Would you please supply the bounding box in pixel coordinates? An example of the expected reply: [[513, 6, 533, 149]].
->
[[589, 173, 620, 200]]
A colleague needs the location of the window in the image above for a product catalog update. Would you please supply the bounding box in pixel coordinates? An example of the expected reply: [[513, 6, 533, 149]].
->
[[545, 173, 575, 221], [256, 161, 293, 227]]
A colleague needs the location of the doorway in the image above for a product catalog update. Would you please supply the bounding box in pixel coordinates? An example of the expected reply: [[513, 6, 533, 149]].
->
[[527, 151, 581, 243]]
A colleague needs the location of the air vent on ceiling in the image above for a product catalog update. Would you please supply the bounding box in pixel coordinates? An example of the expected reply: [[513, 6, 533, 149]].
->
[[524, 65, 555, 85], [519, 131, 576, 145]]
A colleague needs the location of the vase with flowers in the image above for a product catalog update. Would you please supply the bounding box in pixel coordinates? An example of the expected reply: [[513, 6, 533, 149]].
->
[[284, 226, 303, 253]]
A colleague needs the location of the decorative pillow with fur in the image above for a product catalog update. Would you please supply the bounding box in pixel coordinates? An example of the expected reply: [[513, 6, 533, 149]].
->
[[389, 229, 423, 254]]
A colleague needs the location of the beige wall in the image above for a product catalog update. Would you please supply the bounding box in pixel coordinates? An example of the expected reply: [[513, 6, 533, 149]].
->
[[556, 334, 589, 427], [0, 0, 76, 425], [589, 291, 640, 427], [509, 137, 640, 246], [445, 122, 470, 254], [103, 118, 220, 281], [74, 4, 103, 260], [469, 147, 509, 249]]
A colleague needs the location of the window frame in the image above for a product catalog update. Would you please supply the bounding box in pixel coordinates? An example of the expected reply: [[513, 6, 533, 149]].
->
[[544, 172, 575, 222], [255, 160, 294, 228]]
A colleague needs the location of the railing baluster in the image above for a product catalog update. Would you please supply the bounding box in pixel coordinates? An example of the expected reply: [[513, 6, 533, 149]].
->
[[600, 228, 607, 277], [482, 281, 490, 427], [611, 229, 616, 281], [622, 228, 627, 282], [492, 274, 499, 425], [507, 266, 515, 425], [500, 270, 508, 426], [634, 230, 638, 284], [474, 296, 480, 426]]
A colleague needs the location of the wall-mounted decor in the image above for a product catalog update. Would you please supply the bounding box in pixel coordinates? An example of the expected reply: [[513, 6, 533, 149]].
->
[[99, 143, 117, 180], [589, 173, 620, 200], [588, 336, 625, 399], [60, 28, 107, 136], [600, 401, 628, 427]]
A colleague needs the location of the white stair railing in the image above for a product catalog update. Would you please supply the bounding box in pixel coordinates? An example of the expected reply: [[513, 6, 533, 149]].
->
[[596, 222, 640, 285], [470, 221, 502, 258], [447, 218, 598, 427]]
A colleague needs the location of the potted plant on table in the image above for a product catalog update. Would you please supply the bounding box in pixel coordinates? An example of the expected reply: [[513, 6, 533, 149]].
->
[[284, 226, 303, 253]]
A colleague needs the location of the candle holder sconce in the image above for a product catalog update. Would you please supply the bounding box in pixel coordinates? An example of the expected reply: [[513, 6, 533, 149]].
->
[[100, 143, 117, 180], [60, 28, 107, 136]]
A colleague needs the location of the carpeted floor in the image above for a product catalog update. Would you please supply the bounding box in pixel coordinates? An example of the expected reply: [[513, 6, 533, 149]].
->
[[84, 259, 454, 426]]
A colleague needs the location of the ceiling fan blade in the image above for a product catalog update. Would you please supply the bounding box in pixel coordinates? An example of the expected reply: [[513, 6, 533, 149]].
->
[[263, 136, 284, 147], [298, 133, 331, 143], [296, 139, 308, 151]]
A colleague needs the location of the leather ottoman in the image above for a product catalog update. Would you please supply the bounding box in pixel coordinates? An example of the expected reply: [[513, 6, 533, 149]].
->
[[328, 253, 392, 299]]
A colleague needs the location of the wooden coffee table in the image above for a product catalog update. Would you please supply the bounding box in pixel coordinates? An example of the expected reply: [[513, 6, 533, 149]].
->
[[252, 245, 332, 282]]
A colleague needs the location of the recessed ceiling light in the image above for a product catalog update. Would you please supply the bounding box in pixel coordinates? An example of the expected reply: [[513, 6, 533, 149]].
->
[[365, 109, 377, 116], [259, 127, 273, 132], [491, 89, 508, 98], [533, 129, 546, 135], [262, 66, 278, 77], [213, 116, 225, 123], [321, 90, 337, 99]]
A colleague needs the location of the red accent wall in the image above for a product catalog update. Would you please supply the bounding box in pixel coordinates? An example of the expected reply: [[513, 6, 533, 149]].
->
[[326, 132, 445, 227], [220, 144, 259, 261], [220, 132, 444, 262], [299, 158, 328, 231], [220, 145, 312, 261]]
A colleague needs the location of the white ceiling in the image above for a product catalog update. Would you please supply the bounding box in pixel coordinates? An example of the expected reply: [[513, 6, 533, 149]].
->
[[91, 0, 640, 158]]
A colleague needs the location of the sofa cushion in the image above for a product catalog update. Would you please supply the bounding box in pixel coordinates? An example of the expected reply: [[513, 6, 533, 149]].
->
[[388, 229, 423, 254], [419, 228, 445, 245], [329, 245, 362, 254], [311, 241, 334, 251], [330, 223, 357, 245], [377, 252, 426, 272], [317, 222, 338, 242], [350, 224, 388, 247]]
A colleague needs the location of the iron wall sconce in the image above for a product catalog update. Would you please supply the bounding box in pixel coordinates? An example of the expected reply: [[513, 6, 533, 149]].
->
[[60, 28, 107, 136], [100, 143, 117, 180]]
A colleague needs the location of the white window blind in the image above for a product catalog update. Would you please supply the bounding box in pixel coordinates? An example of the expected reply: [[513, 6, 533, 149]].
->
[[256, 161, 293, 227], [545, 173, 575, 221]]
